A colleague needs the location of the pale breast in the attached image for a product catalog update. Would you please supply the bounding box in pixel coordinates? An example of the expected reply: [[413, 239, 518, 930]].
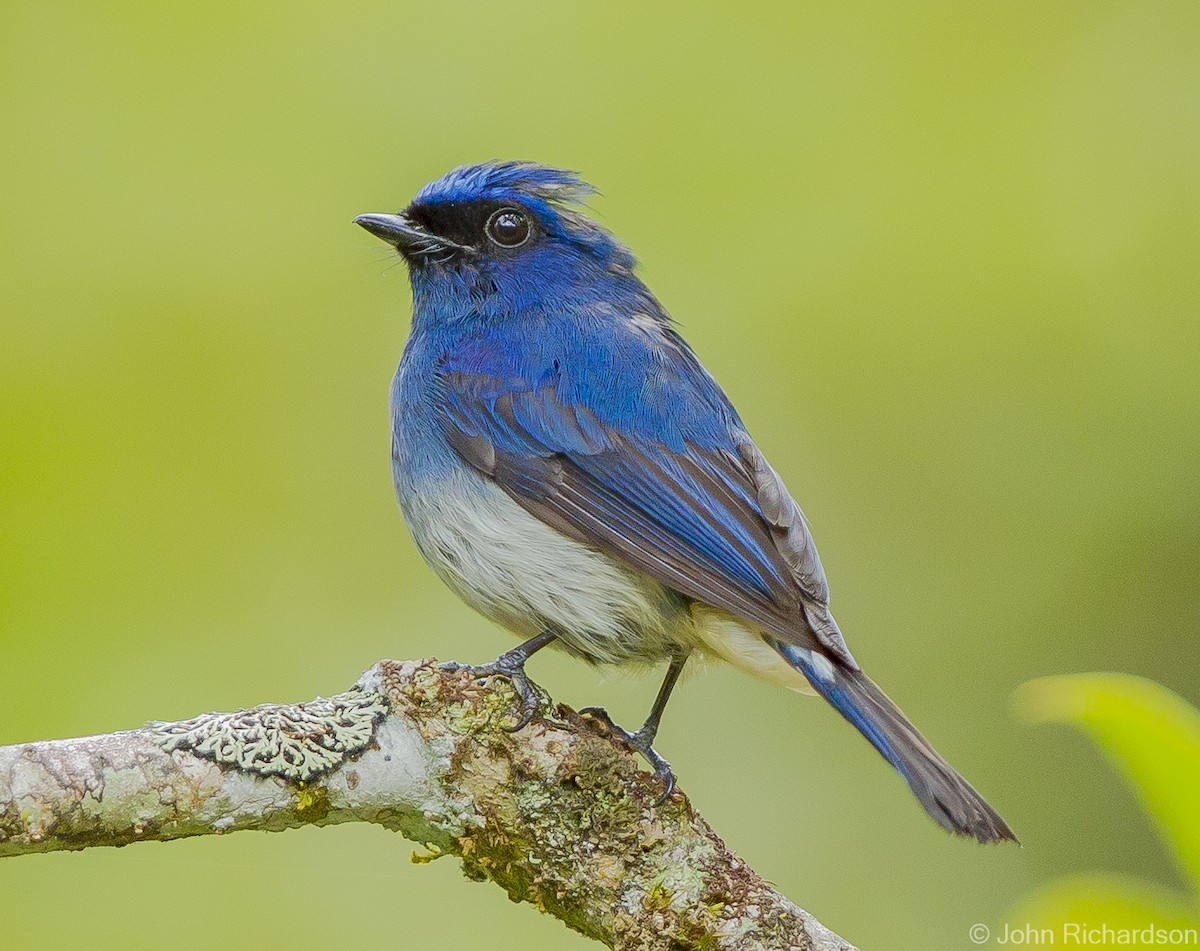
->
[[396, 464, 691, 666]]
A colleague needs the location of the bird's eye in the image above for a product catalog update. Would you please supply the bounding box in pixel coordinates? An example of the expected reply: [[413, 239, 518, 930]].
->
[[485, 207, 531, 248]]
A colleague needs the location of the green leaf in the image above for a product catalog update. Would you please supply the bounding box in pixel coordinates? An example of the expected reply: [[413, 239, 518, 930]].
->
[[1015, 673, 1200, 893], [1010, 874, 1198, 942]]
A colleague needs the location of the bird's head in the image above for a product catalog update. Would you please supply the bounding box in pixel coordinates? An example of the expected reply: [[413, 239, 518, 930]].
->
[[355, 162, 637, 315]]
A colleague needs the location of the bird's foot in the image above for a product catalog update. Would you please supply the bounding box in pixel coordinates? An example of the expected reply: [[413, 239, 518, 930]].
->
[[440, 656, 543, 732], [580, 707, 676, 805], [440, 631, 557, 732]]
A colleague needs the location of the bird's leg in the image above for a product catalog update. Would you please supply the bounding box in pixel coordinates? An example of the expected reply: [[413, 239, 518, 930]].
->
[[582, 648, 690, 803], [441, 629, 558, 731]]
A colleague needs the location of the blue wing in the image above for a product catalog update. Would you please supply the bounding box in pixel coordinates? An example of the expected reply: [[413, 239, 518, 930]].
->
[[433, 323, 854, 664]]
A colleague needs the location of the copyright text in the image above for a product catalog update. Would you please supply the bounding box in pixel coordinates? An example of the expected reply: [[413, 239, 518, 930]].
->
[[970, 923, 1198, 945]]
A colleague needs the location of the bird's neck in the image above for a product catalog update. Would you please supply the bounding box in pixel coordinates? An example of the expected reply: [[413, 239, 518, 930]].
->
[[407, 258, 659, 338]]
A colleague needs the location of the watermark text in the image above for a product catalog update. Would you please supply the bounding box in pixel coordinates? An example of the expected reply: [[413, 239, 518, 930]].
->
[[969, 922, 1198, 945]]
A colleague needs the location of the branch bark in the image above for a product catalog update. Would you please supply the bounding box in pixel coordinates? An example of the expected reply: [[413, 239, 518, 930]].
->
[[0, 658, 857, 951]]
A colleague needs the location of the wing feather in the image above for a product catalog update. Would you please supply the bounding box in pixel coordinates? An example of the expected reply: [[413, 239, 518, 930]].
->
[[437, 365, 856, 666]]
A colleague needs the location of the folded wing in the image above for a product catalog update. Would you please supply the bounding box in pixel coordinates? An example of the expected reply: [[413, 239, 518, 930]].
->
[[434, 357, 855, 667]]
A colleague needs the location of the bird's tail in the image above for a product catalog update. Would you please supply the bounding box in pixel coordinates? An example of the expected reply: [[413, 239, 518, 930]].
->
[[779, 643, 1017, 843]]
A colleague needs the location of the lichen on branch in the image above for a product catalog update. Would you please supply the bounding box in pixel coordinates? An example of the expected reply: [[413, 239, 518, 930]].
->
[[0, 658, 857, 951]]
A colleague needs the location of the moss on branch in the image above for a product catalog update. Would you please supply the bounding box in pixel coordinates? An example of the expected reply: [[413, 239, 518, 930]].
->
[[0, 658, 857, 951]]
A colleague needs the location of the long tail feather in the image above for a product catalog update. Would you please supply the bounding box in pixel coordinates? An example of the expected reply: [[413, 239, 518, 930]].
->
[[779, 643, 1017, 843]]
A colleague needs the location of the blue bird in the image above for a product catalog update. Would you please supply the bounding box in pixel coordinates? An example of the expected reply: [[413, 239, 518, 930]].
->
[[355, 161, 1015, 843]]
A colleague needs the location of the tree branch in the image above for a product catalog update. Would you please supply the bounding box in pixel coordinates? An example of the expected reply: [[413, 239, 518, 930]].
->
[[0, 658, 857, 951]]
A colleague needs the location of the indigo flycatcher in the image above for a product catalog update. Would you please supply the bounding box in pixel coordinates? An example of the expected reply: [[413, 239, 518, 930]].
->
[[356, 161, 1015, 843]]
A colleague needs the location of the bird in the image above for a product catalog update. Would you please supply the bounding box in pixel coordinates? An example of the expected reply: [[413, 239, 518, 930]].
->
[[355, 161, 1016, 844]]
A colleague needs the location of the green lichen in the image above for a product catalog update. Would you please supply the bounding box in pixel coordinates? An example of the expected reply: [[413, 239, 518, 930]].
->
[[644, 880, 673, 912], [0, 800, 23, 842], [294, 782, 330, 822], [148, 689, 387, 783], [378, 660, 830, 950], [410, 843, 446, 864]]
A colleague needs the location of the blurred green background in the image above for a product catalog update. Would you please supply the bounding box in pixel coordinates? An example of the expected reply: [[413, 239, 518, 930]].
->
[[2, 2, 1197, 949]]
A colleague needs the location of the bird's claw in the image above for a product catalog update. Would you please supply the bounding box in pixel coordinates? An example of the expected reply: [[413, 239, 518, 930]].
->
[[581, 709, 676, 805], [439, 659, 543, 732]]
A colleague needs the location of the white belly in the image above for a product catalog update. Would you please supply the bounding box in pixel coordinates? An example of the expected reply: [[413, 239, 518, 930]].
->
[[398, 458, 819, 694], [398, 466, 691, 666]]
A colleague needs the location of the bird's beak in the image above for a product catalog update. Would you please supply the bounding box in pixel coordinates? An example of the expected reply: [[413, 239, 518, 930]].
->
[[354, 212, 473, 263], [353, 213, 434, 253]]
